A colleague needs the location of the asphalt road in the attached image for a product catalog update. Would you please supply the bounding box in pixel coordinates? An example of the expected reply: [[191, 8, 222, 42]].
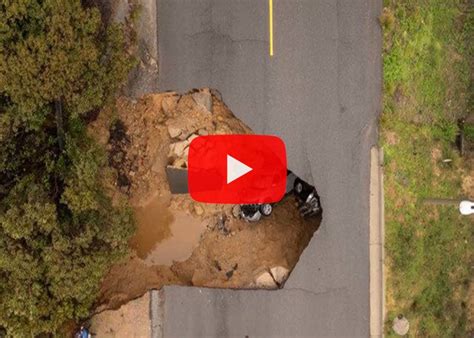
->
[[157, 0, 382, 336]]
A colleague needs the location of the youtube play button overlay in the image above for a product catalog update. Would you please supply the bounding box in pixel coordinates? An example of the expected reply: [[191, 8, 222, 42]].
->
[[188, 135, 287, 204], [226, 155, 252, 184]]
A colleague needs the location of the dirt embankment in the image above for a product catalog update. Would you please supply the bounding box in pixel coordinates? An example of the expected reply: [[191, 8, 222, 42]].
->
[[89, 89, 321, 311]]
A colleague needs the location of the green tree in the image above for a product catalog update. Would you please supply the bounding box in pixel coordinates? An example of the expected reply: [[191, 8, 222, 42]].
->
[[0, 0, 132, 130], [0, 141, 134, 335], [0, 0, 135, 335]]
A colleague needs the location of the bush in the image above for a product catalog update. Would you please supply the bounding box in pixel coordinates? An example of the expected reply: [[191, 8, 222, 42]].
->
[[0, 0, 135, 335], [0, 0, 134, 129]]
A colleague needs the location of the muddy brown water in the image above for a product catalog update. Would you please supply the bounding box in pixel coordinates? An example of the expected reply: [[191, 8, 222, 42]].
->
[[130, 195, 206, 266]]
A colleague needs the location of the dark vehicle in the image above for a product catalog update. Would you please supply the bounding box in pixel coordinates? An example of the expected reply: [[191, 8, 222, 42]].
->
[[239, 172, 321, 221], [240, 203, 273, 222], [293, 177, 321, 217], [239, 171, 296, 222]]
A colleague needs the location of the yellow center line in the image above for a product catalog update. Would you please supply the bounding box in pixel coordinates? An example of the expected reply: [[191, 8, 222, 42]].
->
[[269, 0, 274, 56]]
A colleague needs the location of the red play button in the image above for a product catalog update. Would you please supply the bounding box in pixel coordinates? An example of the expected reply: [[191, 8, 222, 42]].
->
[[188, 135, 287, 204]]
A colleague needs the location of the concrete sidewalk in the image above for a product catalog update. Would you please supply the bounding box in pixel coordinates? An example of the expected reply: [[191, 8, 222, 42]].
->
[[370, 147, 385, 337]]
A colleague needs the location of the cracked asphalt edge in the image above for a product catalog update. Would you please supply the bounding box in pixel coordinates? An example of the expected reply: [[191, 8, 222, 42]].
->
[[150, 289, 164, 338], [369, 146, 384, 337], [281, 286, 348, 298]]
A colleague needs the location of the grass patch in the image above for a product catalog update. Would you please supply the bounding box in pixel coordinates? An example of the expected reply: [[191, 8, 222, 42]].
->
[[465, 123, 474, 142], [381, 0, 473, 336]]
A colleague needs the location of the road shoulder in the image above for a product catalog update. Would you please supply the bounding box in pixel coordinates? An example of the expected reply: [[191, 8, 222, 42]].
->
[[370, 146, 385, 337]]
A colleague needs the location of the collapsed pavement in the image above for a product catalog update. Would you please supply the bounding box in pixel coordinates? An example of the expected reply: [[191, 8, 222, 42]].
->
[[89, 89, 321, 328]]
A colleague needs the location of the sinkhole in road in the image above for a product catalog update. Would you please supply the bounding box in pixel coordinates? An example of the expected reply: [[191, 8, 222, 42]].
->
[[96, 89, 322, 312]]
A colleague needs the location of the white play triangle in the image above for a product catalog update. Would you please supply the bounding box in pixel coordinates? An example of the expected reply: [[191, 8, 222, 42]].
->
[[227, 154, 253, 184]]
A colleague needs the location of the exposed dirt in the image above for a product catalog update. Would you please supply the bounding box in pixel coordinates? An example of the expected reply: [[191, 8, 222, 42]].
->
[[384, 130, 399, 146], [430, 146, 443, 177], [90, 292, 150, 337], [89, 89, 321, 314], [172, 196, 319, 288]]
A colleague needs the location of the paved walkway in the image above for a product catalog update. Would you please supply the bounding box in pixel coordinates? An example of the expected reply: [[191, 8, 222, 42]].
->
[[370, 147, 385, 337]]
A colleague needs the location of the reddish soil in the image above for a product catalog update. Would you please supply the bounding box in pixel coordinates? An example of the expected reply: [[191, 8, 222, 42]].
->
[[89, 89, 321, 313]]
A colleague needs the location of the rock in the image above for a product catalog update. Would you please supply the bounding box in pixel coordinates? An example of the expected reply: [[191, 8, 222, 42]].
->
[[192, 90, 213, 113], [198, 128, 209, 136], [162, 95, 179, 114], [169, 140, 189, 158], [167, 125, 182, 138], [255, 271, 277, 289], [172, 158, 187, 168], [232, 205, 241, 218], [270, 266, 289, 285], [194, 204, 204, 216], [177, 128, 192, 141]]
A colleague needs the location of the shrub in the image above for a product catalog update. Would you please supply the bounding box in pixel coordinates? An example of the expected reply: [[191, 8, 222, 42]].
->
[[0, 0, 135, 335]]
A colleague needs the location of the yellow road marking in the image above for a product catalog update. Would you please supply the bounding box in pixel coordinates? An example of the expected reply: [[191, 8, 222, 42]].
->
[[269, 0, 274, 56]]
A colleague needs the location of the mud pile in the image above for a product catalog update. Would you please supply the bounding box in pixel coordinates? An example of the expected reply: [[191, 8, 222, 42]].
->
[[89, 89, 321, 312]]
